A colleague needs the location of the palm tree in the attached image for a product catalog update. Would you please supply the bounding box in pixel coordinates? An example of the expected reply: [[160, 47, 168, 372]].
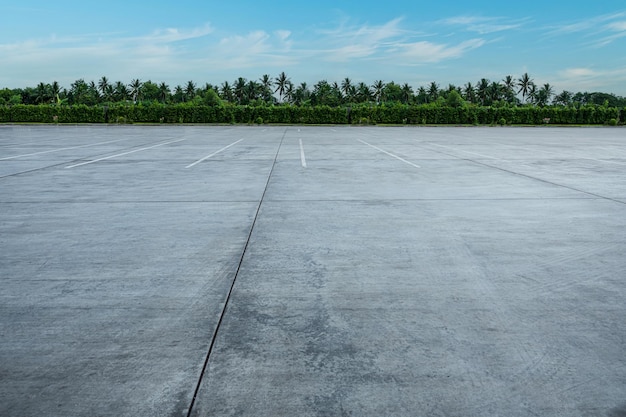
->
[[293, 82, 310, 105], [220, 81, 234, 102], [463, 82, 476, 103], [88, 80, 101, 103], [554, 90, 573, 106], [517, 73, 533, 103], [185, 80, 196, 101], [427, 81, 439, 102], [416, 86, 428, 104], [104, 84, 114, 102], [173, 85, 184, 103], [356, 82, 372, 103], [535, 83, 554, 107], [129, 79, 142, 103], [112, 81, 127, 101], [274, 72, 290, 103], [488, 81, 502, 104], [158, 82, 170, 103], [476, 78, 490, 106], [245, 80, 261, 102], [341, 77, 352, 99], [401, 83, 413, 104], [51, 81, 61, 100], [259, 74, 273, 103], [502, 75, 516, 103], [527, 82, 538, 105], [69, 79, 89, 104], [98, 76, 109, 97], [372, 80, 385, 104], [284, 81, 295, 104], [35, 82, 50, 104], [234, 77, 247, 104]]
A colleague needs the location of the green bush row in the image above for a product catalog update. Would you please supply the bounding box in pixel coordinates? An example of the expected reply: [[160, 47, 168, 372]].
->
[[0, 103, 621, 125], [350, 104, 621, 125]]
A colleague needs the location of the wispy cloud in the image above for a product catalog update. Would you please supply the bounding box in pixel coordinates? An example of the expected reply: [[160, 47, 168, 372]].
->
[[0, 23, 217, 86], [399, 39, 486, 63], [210, 30, 296, 70], [556, 66, 626, 92], [317, 17, 486, 64], [0, 16, 493, 88], [441, 15, 526, 34], [141, 24, 214, 43], [547, 12, 625, 35], [319, 18, 408, 61]]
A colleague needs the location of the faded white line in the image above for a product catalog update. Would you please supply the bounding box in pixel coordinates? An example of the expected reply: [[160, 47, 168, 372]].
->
[[66, 138, 186, 168], [299, 139, 307, 168], [506, 144, 626, 166], [358, 139, 420, 168], [0, 138, 127, 161], [186, 138, 244, 168], [428, 143, 499, 160], [424, 141, 545, 170]]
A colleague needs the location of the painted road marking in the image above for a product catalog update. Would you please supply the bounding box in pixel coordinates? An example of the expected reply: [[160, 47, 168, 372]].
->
[[358, 139, 420, 168], [505, 144, 626, 167], [185, 138, 244, 168], [299, 139, 307, 168], [0, 138, 127, 161], [424, 141, 545, 170], [428, 143, 499, 160], [66, 138, 186, 168]]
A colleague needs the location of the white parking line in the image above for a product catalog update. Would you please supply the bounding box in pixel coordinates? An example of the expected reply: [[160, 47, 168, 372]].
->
[[66, 138, 186, 168], [299, 139, 307, 168], [428, 143, 499, 160], [358, 139, 420, 168], [505, 144, 626, 166], [185, 138, 244, 168], [0, 138, 127, 161]]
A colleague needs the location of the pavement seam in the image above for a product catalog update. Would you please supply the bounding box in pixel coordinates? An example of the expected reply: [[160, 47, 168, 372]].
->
[[185, 127, 287, 416], [416, 143, 626, 207]]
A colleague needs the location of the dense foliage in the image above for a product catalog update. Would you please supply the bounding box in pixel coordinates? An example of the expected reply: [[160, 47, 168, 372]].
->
[[1, 73, 624, 125]]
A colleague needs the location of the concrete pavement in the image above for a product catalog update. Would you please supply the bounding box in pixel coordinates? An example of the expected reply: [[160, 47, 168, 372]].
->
[[1, 125, 625, 416]]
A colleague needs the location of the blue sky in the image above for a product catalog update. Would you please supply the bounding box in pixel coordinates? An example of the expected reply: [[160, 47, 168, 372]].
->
[[1, 1, 626, 95]]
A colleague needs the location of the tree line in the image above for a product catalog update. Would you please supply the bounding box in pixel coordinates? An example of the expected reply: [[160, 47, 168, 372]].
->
[[1, 72, 625, 109]]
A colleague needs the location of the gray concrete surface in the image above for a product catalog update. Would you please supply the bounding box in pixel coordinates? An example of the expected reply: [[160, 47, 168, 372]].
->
[[1, 125, 625, 416]]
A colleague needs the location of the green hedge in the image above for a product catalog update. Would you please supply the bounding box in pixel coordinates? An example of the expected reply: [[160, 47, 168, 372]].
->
[[0, 103, 621, 125]]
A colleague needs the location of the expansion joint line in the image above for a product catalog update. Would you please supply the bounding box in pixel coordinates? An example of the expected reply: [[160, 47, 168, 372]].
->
[[417, 143, 626, 206], [186, 128, 287, 417]]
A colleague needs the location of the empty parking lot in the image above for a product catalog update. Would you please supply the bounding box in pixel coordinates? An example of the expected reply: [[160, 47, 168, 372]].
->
[[1, 125, 625, 416]]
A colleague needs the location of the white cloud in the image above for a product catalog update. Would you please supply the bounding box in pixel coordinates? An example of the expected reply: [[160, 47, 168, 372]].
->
[[561, 68, 597, 77], [143, 24, 213, 42], [317, 18, 407, 62], [608, 21, 626, 31], [200, 30, 297, 74], [400, 39, 485, 63], [441, 16, 525, 34], [547, 12, 626, 35], [275, 30, 291, 41], [555, 66, 626, 92], [318, 18, 486, 64]]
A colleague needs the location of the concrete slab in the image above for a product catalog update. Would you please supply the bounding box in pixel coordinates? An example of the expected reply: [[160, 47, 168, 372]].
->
[[1, 125, 626, 417]]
